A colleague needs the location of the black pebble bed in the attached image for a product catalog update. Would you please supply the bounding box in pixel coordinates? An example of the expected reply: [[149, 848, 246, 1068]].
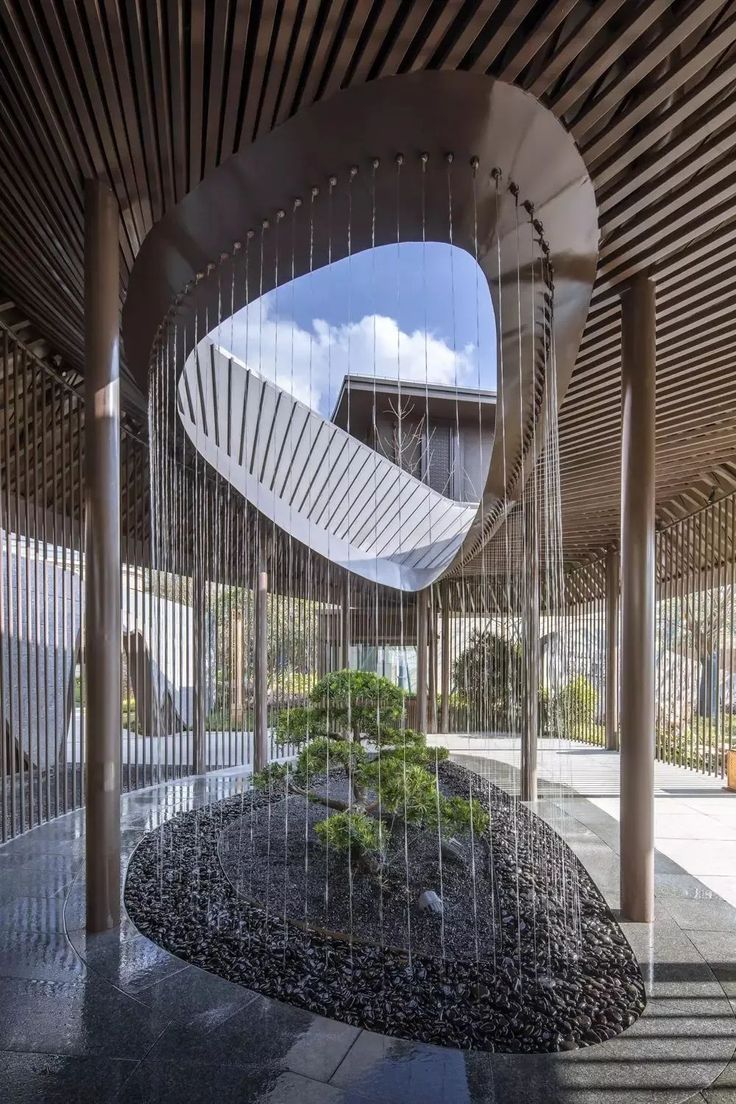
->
[[124, 761, 645, 1053]]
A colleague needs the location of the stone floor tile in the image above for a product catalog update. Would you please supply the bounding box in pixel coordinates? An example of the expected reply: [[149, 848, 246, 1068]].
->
[[652, 815, 736, 841], [121, 1060, 347, 1103], [134, 963, 256, 1022], [488, 1044, 728, 1104], [604, 991, 735, 1052], [66, 925, 188, 993], [656, 839, 736, 879], [0, 894, 67, 934], [0, 1050, 136, 1103], [0, 819, 84, 858], [570, 852, 621, 892], [154, 990, 359, 1081], [681, 798, 736, 815], [265, 1071, 348, 1103], [702, 813, 736, 828], [329, 1030, 476, 1103], [63, 877, 138, 934], [702, 1053, 736, 1103], [279, 1009, 361, 1082], [0, 929, 84, 983], [0, 853, 80, 905], [663, 896, 736, 933], [698, 877, 736, 911], [0, 975, 169, 1058], [655, 801, 711, 817], [655, 850, 694, 876], [685, 929, 736, 998], [652, 874, 720, 901]]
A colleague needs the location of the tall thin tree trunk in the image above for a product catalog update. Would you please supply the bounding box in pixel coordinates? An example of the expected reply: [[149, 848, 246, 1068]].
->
[[698, 648, 719, 719]]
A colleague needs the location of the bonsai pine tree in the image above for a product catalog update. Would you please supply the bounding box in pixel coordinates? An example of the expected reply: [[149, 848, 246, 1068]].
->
[[253, 669, 489, 873]]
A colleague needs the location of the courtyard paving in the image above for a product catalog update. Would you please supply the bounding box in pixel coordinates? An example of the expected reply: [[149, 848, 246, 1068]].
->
[[0, 741, 734, 1103]]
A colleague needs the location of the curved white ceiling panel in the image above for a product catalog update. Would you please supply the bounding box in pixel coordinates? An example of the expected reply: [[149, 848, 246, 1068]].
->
[[179, 339, 478, 591]]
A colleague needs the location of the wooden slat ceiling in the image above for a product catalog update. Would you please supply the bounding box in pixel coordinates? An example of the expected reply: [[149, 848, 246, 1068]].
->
[[1, 0, 736, 568]]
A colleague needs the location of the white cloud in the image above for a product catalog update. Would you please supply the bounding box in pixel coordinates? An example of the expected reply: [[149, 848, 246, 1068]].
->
[[213, 299, 479, 417]]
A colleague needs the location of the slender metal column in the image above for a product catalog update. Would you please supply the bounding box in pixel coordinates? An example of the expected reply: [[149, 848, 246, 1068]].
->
[[84, 180, 121, 932], [521, 534, 539, 802], [341, 574, 350, 670], [427, 591, 437, 734], [192, 569, 207, 774], [416, 588, 428, 734], [605, 547, 620, 752], [254, 570, 268, 772], [233, 610, 244, 722], [440, 584, 451, 733], [620, 274, 656, 923]]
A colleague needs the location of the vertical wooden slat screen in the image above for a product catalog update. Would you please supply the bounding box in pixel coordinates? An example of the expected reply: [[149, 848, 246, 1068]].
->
[[2, 317, 735, 843], [555, 494, 736, 775], [655, 493, 736, 776]]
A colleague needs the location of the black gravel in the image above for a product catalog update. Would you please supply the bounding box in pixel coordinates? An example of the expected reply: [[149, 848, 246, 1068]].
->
[[220, 773, 504, 961], [124, 761, 646, 1053]]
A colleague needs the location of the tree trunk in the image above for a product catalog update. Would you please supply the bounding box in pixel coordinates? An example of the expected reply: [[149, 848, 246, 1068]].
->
[[698, 648, 720, 719], [351, 728, 365, 804]]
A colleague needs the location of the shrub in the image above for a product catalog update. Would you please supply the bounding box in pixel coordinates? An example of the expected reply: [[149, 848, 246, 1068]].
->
[[314, 810, 384, 857], [252, 760, 290, 792], [441, 794, 490, 836], [453, 630, 522, 727], [552, 675, 597, 738]]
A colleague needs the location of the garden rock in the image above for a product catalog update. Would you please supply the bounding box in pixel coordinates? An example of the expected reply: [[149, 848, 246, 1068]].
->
[[417, 890, 443, 914]]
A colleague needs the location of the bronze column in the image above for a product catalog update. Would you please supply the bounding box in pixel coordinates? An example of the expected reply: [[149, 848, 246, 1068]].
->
[[233, 610, 244, 723], [254, 569, 268, 772], [605, 547, 620, 752], [522, 524, 540, 802], [440, 584, 451, 733], [416, 588, 428, 733], [427, 590, 437, 734], [620, 274, 656, 923], [192, 568, 207, 774], [84, 180, 121, 932]]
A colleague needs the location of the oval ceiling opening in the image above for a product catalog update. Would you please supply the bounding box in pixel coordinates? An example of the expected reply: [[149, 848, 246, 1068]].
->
[[178, 240, 498, 591]]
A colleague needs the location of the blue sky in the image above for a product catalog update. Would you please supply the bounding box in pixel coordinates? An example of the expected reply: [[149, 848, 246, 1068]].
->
[[214, 241, 497, 418]]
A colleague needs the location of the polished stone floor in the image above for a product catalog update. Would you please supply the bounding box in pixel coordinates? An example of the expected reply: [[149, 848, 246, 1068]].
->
[[433, 736, 736, 906], [0, 751, 735, 1103]]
